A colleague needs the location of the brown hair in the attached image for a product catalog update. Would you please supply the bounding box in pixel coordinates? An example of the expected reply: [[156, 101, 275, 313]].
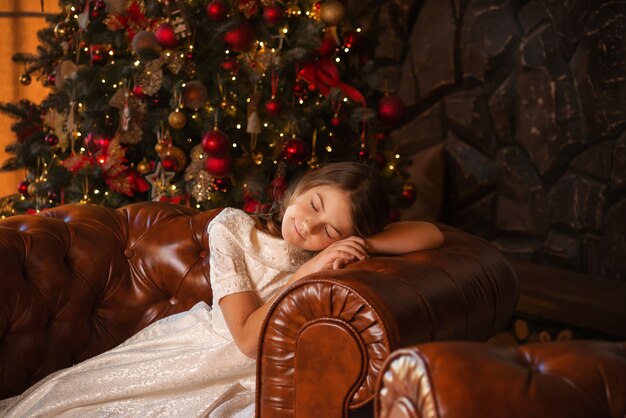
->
[[259, 162, 391, 238]]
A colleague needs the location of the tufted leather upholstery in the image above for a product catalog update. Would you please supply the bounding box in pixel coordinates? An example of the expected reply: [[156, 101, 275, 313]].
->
[[1, 202, 518, 417], [375, 341, 626, 418], [0, 202, 217, 399]]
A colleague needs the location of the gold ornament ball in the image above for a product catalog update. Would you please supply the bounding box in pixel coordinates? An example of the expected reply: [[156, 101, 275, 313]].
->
[[220, 99, 229, 109], [190, 145, 205, 162], [53, 22, 67, 37], [320, 0, 346, 26], [19, 73, 31, 85], [137, 160, 151, 174], [168, 110, 187, 129], [27, 182, 37, 196], [252, 151, 263, 165], [155, 142, 167, 153]]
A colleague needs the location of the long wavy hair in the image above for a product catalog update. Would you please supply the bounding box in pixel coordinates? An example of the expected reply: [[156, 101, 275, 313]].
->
[[257, 162, 391, 239]]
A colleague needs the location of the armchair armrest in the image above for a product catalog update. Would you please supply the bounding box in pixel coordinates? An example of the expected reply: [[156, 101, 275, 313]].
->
[[256, 225, 518, 417], [375, 341, 626, 418]]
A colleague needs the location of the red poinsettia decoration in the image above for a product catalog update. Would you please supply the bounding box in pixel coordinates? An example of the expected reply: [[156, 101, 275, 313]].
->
[[61, 138, 149, 197], [104, 0, 160, 41], [299, 58, 366, 105]]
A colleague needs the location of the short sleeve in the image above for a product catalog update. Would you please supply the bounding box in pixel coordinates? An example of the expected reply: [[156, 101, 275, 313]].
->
[[208, 216, 253, 304]]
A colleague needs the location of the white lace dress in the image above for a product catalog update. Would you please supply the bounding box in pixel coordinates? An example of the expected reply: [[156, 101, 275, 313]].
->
[[0, 208, 312, 418]]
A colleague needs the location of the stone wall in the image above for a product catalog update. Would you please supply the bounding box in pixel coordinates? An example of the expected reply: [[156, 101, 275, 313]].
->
[[361, 0, 626, 280]]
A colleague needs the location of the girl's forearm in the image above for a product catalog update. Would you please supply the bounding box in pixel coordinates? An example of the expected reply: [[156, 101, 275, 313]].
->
[[364, 221, 444, 255], [235, 265, 313, 357]]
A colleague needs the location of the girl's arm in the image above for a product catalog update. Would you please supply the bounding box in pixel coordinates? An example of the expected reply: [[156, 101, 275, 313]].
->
[[364, 221, 444, 255], [219, 236, 369, 358]]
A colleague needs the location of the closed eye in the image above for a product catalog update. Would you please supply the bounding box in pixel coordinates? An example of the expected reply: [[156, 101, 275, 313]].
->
[[310, 200, 318, 212], [324, 226, 332, 239]]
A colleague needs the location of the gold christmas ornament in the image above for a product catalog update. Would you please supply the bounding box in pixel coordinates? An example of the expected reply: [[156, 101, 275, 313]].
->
[[168, 110, 187, 129], [155, 142, 167, 153], [19, 73, 31, 85], [53, 21, 68, 37], [27, 183, 37, 196], [190, 144, 206, 162], [252, 151, 263, 165], [220, 99, 229, 109], [137, 159, 151, 174], [319, 0, 345, 26], [191, 170, 213, 202], [137, 59, 164, 96]]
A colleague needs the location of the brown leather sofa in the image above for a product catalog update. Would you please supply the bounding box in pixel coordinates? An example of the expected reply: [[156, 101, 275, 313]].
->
[[0, 202, 518, 417], [375, 340, 626, 418]]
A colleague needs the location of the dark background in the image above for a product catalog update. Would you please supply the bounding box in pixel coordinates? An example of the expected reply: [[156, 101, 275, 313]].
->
[[360, 0, 625, 281]]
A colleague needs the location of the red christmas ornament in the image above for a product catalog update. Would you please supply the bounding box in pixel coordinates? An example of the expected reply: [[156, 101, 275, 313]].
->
[[316, 35, 339, 58], [132, 85, 145, 98], [263, 5, 284, 25], [220, 58, 239, 73], [155, 23, 178, 49], [204, 155, 232, 176], [186, 51, 194, 60], [378, 95, 406, 126], [84, 133, 111, 153], [358, 148, 369, 160], [293, 82, 305, 97], [330, 115, 343, 127], [206, 0, 228, 22], [401, 183, 417, 205], [212, 176, 232, 192], [45, 132, 59, 146], [18, 180, 29, 196], [91, 0, 106, 19], [342, 30, 360, 49], [161, 154, 179, 171], [283, 137, 307, 164], [201, 129, 229, 155], [224, 22, 255, 51], [90, 45, 105, 64], [264, 98, 282, 115]]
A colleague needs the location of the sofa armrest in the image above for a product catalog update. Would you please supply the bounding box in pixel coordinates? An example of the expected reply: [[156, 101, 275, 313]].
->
[[256, 225, 518, 417], [375, 340, 626, 418]]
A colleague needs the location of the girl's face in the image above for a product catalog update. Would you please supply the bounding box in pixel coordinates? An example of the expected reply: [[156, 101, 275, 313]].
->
[[281, 185, 354, 251]]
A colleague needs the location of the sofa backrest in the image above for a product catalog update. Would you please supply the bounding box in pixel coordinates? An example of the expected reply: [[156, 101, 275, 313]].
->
[[0, 202, 218, 398]]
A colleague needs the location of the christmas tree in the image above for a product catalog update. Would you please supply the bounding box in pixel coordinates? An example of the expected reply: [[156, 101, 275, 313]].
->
[[0, 0, 408, 217]]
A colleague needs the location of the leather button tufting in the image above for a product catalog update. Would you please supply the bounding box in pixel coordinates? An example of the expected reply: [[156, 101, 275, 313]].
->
[[199, 250, 208, 258], [169, 297, 177, 305], [124, 249, 134, 258]]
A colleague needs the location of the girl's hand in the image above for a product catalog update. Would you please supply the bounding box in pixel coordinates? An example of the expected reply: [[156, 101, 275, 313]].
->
[[303, 235, 369, 273]]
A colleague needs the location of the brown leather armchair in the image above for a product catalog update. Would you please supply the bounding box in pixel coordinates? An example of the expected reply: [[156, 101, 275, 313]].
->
[[375, 341, 626, 418], [0, 202, 518, 417]]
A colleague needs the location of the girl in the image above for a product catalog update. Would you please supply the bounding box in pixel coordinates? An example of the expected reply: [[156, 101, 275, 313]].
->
[[0, 162, 443, 417]]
